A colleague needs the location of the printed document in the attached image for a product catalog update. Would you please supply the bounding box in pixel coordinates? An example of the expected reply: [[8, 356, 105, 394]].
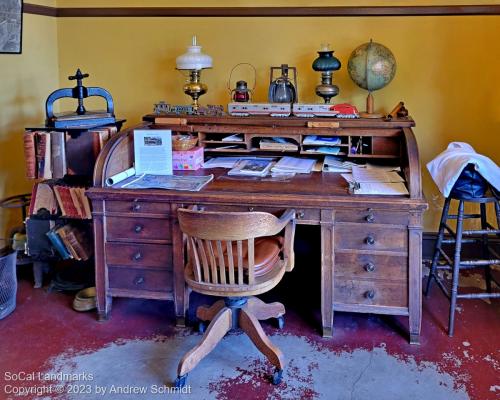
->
[[134, 130, 172, 175]]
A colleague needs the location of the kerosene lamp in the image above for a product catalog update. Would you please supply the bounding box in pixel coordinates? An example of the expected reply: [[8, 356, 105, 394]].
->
[[312, 44, 341, 103], [175, 36, 212, 111]]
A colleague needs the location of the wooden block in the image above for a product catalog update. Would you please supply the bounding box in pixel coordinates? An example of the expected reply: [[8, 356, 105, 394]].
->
[[155, 117, 188, 125], [307, 121, 340, 128]]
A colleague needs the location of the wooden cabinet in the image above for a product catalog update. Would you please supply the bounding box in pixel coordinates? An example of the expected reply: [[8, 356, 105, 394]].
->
[[88, 115, 427, 343]]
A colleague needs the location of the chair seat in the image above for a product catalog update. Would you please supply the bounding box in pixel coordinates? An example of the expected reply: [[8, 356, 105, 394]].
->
[[225, 236, 283, 277]]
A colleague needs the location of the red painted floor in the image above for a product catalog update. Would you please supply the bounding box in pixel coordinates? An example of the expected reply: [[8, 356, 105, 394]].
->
[[1, 235, 499, 400]]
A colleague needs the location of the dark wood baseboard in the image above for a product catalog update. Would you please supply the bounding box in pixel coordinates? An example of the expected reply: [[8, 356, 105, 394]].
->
[[24, 4, 500, 18], [23, 3, 57, 17]]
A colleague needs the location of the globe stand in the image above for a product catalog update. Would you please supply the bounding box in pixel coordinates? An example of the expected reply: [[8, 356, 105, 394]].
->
[[359, 92, 383, 119]]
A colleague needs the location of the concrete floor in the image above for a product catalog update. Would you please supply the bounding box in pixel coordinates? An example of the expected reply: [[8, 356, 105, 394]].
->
[[1, 262, 499, 400]]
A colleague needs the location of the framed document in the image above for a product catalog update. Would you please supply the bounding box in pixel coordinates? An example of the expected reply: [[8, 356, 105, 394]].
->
[[0, 0, 23, 54]]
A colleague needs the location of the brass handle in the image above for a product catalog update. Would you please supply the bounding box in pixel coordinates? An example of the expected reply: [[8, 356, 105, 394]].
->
[[364, 262, 376, 272], [365, 214, 375, 223], [134, 224, 143, 233], [133, 276, 145, 285], [297, 211, 305, 219], [365, 235, 375, 245], [365, 290, 375, 299], [132, 203, 141, 211], [248, 207, 255, 212], [132, 252, 143, 261]]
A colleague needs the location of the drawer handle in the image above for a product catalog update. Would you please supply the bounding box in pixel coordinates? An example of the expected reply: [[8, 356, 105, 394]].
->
[[132, 203, 141, 211], [297, 211, 305, 219], [134, 224, 143, 233], [365, 214, 375, 223], [134, 276, 145, 285], [364, 262, 376, 272], [132, 252, 143, 261], [364, 235, 375, 245], [248, 206, 255, 212], [365, 290, 376, 300]]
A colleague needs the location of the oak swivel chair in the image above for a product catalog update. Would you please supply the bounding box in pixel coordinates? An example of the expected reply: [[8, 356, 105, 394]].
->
[[174, 208, 296, 388]]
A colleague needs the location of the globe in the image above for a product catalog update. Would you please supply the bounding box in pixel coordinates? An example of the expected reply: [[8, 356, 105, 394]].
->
[[347, 40, 396, 91], [347, 40, 396, 117]]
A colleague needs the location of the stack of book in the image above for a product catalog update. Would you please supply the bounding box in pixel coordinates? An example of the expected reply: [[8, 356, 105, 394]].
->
[[259, 137, 298, 151], [46, 224, 93, 261], [30, 182, 92, 219], [23, 126, 117, 179]]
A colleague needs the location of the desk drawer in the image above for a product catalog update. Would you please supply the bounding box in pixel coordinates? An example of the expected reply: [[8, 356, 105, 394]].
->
[[108, 267, 173, 293], [106, 217, 171, 242], [193, 205, 319, 222], [336, 209, 408, 226], [334, 279, 407, 307], [335, 224, 407, 253], [335, 253, 407, 281], [106, 200, 170, 215], [106, 243, 172, 269]]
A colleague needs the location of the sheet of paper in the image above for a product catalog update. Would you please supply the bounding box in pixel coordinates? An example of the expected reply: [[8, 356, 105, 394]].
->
[[133, 130, 172, 175], [352, 166, 404, 182], [354, 182, 409, 195]]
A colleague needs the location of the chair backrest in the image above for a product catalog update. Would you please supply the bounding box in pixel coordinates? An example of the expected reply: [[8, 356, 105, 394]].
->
[[178, 208, 295, 287]]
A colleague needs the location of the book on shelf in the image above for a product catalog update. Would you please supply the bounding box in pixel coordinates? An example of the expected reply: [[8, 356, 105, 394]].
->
[[53, 185, 92, 219], [259, 137, 298, 151], [55, 224, 93, 261], [50, 131, 67, 178], [29, 182, 91, 219], [24, 126, 117, 179], [46, 228, 72, 259], [23, 131, 37, 179], [29, 182, 58, 216], [228, 159, 274, 177]]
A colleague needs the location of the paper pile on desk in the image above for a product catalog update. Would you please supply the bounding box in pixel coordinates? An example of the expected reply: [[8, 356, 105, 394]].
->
[[271, 156, 316, 174], [342, 166, 408, 195]]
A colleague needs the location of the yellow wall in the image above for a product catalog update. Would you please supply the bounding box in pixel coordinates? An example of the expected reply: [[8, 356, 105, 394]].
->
[[55, 11, 500, 229], [0, 8, 58, 238], [0, 2, 499, 236]]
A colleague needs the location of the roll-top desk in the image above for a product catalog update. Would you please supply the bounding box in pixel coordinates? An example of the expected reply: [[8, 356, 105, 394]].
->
[[87, 115, 428, 344]]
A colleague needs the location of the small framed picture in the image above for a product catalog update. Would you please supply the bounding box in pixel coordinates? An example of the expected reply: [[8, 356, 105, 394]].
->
[[0, 0, 23, 54]]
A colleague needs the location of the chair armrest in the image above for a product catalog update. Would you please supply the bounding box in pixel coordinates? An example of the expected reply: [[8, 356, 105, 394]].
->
[[275, 208, 296, 232]]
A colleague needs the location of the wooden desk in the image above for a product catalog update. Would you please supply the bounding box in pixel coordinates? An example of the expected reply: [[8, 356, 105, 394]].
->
[[87, 115, 427, 344]]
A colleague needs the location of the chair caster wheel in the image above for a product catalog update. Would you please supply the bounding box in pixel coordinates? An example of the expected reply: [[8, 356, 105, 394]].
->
[[175, 374, 188, 388], [272, 369, 283, 385], [277, 316, 285, 330], [198, 321, 206, 333]]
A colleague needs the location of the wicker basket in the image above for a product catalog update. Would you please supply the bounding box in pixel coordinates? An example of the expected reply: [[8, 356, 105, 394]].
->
[[172, 135, 198, 151]]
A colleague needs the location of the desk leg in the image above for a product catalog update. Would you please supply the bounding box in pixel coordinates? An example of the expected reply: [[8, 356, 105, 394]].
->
[[321, 210, 335, 338], [93, 213, 111, 321], [408, 217, 423, 344], [172, 205, 188, 327]]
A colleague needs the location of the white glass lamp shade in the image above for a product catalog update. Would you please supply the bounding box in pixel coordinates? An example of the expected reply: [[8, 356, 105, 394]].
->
[[176, 36, 213, 70]]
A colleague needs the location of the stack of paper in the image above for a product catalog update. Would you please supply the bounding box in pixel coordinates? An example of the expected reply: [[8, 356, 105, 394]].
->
[[271, 156, 316, 174], [303, 136, 341, 146], [305, 146, 341, 155], [341, 166, 409, 195], [322, 155, 360, 172]]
